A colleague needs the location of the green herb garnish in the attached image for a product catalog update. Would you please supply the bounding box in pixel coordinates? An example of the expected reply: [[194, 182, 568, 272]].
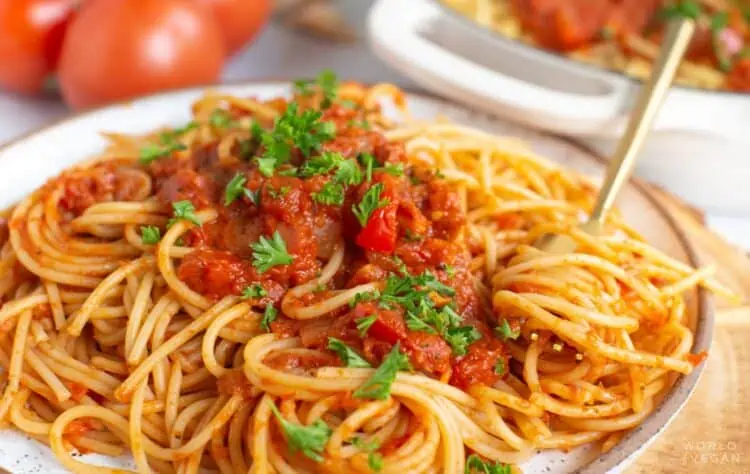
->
[[356, 315, 378, 337], [260, 305, 278, 332], [353, 183, 388, 227], [241, 285, 266, 300], [327, 337, 371, 368], [354, 343, 410, 400], [269, 403, 332, 462], [495, 320, 520, 341], [140, 226, 161, 245], [251, 231, 294, 273], [168, 201, 201, 227], [465, 454, 512, 474]]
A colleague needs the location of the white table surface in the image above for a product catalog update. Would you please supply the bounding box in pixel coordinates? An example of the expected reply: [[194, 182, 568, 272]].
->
[[0, 15, 747, 249]]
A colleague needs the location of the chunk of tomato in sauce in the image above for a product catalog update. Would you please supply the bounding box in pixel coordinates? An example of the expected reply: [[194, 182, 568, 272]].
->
[[450, 339, 507, 390], [177, 250, 252, 299]]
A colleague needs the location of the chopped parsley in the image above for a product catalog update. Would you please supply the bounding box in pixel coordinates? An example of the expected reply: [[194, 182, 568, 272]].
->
[[209, 109, 235, 129], [405, 312, 437, 334], [140, 226, 161, 245], [224, 173, 250, 206], [495, 320, 520, 341], [138, 141, 186, 164], [444, 326, 482, 356], [327, 338, 371, 368], [659, 0, 701, 20], [260, 305, 278, 332], [250, 231, 293, 273], [354, 342, 410, 400], [300, 151, 345, 177], [335, 159, 363, 185], [494, 359, 506, 376], [381, 163, 404, 177], [359, 153, 376, 182], [312, 181, 345, 206], [267, 185, 291, 199], [294, 69, 339, 108], [465, 454, 512, 474], [439, 263, 456, 278], [354, 272, 479, 356], [256, 103, 336, 176], [168, 201, 201, 227], [352, 183, 388, 227], [241, 285, 266, 300], [356, 315, 378, 337], [351, 437, 383, 472], [269, 403, 332, 462]]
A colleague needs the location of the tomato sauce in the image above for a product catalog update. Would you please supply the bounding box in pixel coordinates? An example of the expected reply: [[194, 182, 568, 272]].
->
[[54, 97, 508, 390]]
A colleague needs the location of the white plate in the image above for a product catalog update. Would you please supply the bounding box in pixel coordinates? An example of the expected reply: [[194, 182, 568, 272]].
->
[[0, 83, 712, 474]]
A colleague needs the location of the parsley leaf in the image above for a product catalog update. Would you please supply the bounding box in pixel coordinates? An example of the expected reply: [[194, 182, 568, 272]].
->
[[354, 343, 410, 400], [359, 153, 375, 182], [494, 359, 506, 376], [351, 437, 383, 473], [224, 173, 248, 206], [300, 151, 344, 177], [269, 403, 332, 462], [168, 201, 201, 227], [312, 181, 345, 206], [495, 320, 520, 341], [209, 109, 235, 129], [381, 163, 404, 177], [251, 231, 294, 273], [356, 315, 377, 337], [335, 159, 363, 185], [316, 69, 339, 109], [260, 305, 278, 332], [350, 291, 381, 308], [140, 226, 161, 245], [327, 337, 371, 368], [405, 312, 437, 334], [256, 157, 278, 177], [139, 141, 186, 164], [241, 285, 266, 300], [294, 70, 339, 108], [659, 0, 701, 20], [353, 183, 388, 227], [256, 103, 336, 176], [443, 326, 482, 356], [465, 454, 512, 474]]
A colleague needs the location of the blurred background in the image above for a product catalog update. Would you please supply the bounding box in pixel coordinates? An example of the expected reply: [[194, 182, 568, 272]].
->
[[1, 0, 749, 245]]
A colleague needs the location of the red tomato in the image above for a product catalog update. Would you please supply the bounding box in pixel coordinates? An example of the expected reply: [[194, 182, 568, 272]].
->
[[195, 0, 271, 53], [0, 0, 75, 94], [356, 203, 399, 254], [57, 0, 226, 109]]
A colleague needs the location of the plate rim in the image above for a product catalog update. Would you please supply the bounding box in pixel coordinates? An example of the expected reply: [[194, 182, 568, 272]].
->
[[0, 80, 714, 474]]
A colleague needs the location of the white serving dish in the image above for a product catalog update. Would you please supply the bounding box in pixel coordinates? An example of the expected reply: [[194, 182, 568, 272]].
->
[[367, 0, 750, 214], [0, 82, 712, 474]]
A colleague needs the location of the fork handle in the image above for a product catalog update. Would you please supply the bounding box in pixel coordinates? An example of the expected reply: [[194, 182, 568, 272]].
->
[[589, 18, 695, 224]]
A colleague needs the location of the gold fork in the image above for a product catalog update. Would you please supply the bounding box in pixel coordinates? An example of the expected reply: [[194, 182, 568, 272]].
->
[[536, 18, 696, 253]]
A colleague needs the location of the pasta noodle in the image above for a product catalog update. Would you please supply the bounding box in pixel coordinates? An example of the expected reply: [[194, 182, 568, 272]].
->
[[0, 77, 737, 474]]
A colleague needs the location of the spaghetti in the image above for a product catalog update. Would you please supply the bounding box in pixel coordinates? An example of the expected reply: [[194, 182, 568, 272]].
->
[[441, 0, 750, 92], [0, 75, 737, 474]]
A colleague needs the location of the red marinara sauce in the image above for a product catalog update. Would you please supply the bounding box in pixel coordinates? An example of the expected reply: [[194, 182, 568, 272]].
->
[[129, 97, 508, 391]]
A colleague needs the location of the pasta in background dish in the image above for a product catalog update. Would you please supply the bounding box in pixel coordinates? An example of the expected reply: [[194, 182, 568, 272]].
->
[[441, 0, 750, 92], [0, 72, 737, 474]]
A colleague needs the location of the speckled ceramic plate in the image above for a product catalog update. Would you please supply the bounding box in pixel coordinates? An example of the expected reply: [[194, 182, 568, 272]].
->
[[0, 82, 713, 474]]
